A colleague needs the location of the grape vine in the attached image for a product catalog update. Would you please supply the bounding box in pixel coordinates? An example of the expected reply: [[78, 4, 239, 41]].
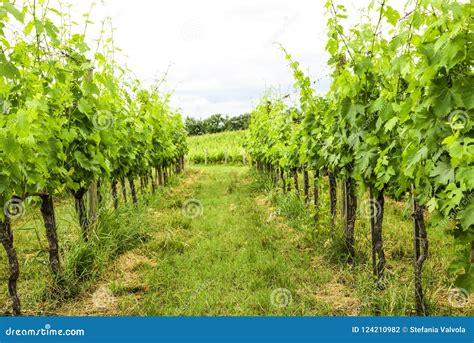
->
[[247, 0, 473, 315], [0, 0, 187, 315]]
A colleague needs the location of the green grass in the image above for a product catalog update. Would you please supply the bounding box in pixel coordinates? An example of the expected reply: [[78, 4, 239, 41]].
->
[[50, 166, 474, 315], [187, 130, 248, 165], [257, 170, 471, 315], [1, 165, 471, 316], [0, 175, 181, 315]]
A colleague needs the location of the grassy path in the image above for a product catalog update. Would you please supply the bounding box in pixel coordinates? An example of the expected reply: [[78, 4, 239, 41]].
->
[[56, 165, 470, 316], [58, 165, 341, 315]]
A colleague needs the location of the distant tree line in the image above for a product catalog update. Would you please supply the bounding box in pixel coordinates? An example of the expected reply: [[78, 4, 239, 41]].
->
[[185, 113, 250, 136]]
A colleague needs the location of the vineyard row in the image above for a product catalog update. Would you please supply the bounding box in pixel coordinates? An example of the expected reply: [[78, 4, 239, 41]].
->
[[245, 0, 473, 315], [0, 1, 187, 315]]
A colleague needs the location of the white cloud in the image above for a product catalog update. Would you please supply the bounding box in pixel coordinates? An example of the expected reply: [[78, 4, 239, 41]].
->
[[52, 0, 392, 118]]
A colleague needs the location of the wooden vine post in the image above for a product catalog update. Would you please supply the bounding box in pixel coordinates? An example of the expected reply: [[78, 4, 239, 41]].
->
[[39, 193, 61, 276], [369, 187, 385, 286], [0, 217, 21, 316], [303, 168, 310, 204], [344, 178, 357, 263], [88, 181, 99, 225], [412, 185, 428, 316]]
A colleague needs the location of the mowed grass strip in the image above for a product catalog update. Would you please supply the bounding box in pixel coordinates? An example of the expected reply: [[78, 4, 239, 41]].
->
[[55, 165, 472, 316]]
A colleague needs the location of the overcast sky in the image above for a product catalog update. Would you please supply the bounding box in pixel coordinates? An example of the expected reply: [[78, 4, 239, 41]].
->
[[63, 0, 382, 119]]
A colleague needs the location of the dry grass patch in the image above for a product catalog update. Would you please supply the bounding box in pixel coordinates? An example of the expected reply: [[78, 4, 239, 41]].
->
[[299, 282, 361, 315]]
